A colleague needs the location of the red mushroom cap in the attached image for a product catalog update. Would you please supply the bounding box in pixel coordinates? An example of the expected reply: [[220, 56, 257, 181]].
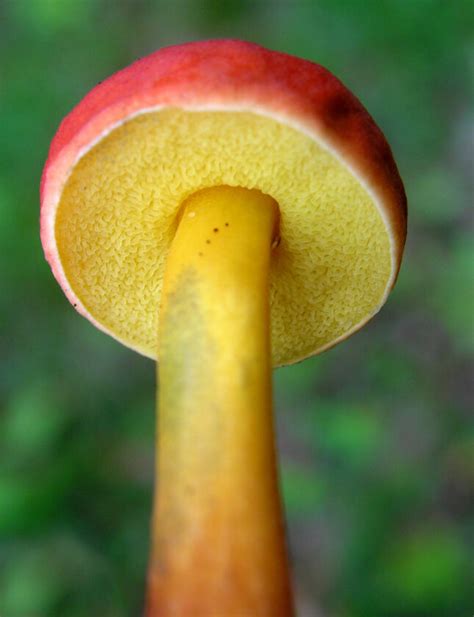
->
[[40, 39, 407, 365]]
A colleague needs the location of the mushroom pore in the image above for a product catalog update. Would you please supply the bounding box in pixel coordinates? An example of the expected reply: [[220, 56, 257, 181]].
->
[[55, 109, 392, 367]]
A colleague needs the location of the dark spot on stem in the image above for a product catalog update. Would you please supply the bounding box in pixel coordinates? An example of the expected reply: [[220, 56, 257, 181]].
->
[[213, 227, 219, 232]]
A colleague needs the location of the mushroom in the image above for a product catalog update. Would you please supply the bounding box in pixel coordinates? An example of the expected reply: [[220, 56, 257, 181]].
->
[[40, 40, 407, 616]]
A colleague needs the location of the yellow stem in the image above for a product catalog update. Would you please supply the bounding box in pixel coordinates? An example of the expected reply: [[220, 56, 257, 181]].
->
[[146, 186, 293, 616]]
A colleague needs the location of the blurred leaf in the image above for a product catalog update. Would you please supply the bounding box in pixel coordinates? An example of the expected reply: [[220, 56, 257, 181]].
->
[[2, 382, 68, 457], [275, 355, 328, 404], [196, 0, 253, 24], [304, 402, 384, 469], [321, 411, 381, 465], [433, 235, 474, 352], [8, 0, 95, 33], [365, 348, 419, 394], [375, 528, 471, 614], [0, 536, 125, 617], [281, 464, 326, 516], [0, 549, 62, 616], [410, 166, 468, 225], [0, 460, 76, 533]]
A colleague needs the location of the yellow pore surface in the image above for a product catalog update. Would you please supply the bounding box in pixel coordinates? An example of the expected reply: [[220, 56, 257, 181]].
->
[[56, 109, 392, 366]]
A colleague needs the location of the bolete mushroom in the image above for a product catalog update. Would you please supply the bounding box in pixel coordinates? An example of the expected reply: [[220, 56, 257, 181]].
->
[[40, 40, 406, 616]]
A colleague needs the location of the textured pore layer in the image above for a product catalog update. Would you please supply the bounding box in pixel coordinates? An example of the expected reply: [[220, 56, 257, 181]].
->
[[56, 109, 391, 366]]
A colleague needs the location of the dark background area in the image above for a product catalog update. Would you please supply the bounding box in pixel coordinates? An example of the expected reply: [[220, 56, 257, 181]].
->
[[1, 1, 473, 616]]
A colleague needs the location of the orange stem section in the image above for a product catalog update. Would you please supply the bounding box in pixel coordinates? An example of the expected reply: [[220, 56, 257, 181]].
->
[[146, 186, 293, 616]]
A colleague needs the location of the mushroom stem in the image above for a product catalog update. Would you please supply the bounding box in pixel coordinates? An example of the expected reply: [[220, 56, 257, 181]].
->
[[146, 186, 293, 616]]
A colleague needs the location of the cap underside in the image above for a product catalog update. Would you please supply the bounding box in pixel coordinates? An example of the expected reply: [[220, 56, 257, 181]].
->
[[55, 108, 392, 366]]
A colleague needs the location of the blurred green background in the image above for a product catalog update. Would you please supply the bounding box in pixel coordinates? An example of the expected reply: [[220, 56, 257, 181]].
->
[[1, 1, 473, 616]]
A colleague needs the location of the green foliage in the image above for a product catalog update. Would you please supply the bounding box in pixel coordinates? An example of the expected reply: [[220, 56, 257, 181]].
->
[[281, 465, 326, 517], [1, 1, 472, 616], [376, 529, 470, 613]]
